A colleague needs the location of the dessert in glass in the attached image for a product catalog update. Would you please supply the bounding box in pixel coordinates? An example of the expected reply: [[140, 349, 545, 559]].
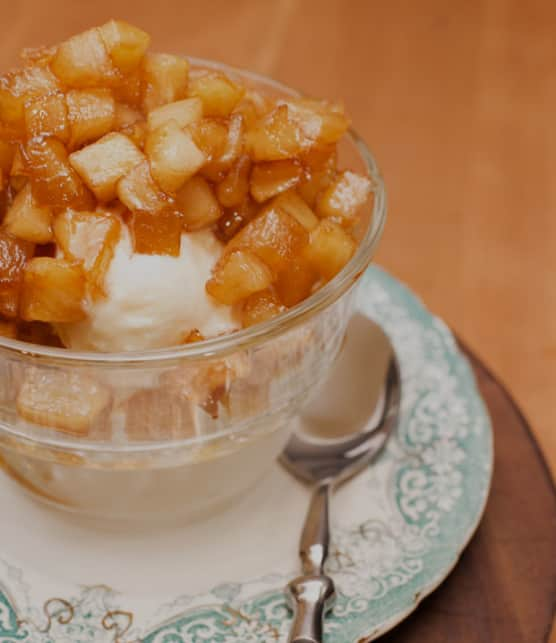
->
[[0, 21, 386, 522]]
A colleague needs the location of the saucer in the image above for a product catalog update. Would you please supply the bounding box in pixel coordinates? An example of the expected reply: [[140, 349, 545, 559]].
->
[[0, 266, 493, 642]]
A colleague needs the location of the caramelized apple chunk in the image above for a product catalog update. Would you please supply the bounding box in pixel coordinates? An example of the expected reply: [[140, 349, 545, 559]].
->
[[226, 204, 308, 272], [147, 97, 203, 131], [22, 137, 94, 210], [0, 319, 17, 338], [116, 159, 168, 213], [130, 208, 182, 256], [146, 121, 205, 193], [66, 88, 116, 149], [246, 105, 311, 161], [188, 117, 228, 162], [250, 159, 302, 203], [99, 20, 150, 73], [24, 93, 69, 142], [0, 231, 34, 319], [0, 140, 15, 173], [142, 53, 189, 112], [17, 368, 111, 436], [53, 209, 121, 298], [69, 132, 144, 201], [201, 112, 244, 181], [316, 170, 372, 222], [283, 98, 349, 145], [271, 190, 319, 231], [20, 258, 86, 322], [3, 184, 53, 243], [215, 197, 258, 243], [304, 219, 356, 280], [188, 71, 244, 117], [51, 27, 116, 88], [216, 154, 251, 208], [241, 288, 286, 328], [275, 257, 318, 306], [175, 176, 221, 230], [206, 248, 273, 305], [298, 145, 337, 207]]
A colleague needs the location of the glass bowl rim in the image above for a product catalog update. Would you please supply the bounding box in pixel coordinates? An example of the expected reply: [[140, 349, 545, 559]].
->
[[0, 57, 386, 366]]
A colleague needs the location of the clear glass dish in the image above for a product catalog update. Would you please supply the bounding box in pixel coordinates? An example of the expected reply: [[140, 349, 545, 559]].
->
[[0, 59, 386, 523]]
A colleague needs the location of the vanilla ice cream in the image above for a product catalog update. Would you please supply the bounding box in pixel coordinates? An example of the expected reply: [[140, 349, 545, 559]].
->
[[58, 229, 237, 352]]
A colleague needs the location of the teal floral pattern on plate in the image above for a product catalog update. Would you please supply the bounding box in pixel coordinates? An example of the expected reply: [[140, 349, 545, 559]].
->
[[0, 266, 493, 642]]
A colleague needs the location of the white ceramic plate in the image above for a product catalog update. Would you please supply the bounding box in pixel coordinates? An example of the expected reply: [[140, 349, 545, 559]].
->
[[0, 267, 493, 642]]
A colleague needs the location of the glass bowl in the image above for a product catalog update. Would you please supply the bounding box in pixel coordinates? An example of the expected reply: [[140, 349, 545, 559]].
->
[[0, 60, 386, 524]]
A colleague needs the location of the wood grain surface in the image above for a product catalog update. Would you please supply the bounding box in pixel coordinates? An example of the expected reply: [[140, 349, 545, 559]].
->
[[0, 2, 554, 638]]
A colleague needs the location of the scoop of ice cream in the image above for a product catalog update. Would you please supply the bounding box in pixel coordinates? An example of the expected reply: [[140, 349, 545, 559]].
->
[[58, 229, 236, 352]]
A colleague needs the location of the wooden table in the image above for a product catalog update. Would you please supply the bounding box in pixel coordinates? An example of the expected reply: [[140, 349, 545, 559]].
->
[[0, 1, 554, 639]]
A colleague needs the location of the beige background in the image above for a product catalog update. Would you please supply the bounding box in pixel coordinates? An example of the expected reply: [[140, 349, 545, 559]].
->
[[0, 0, 554, 635]]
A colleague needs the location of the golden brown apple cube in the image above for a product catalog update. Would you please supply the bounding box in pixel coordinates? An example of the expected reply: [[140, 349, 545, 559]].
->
[[22, 137, 94, 210], [206, 249, 273, 305], [54, 209, 121, 298], [233, 90, 270, 128], [141, 53, 189, 112], [130, 208, 182, 256], [298, 145, 337, 206], [216, 154, 251, 208], [51, 27, 115, 88], [116, 159, 168, 214], [0, 320, 17, 339], [69, 132, 144, 201], [0, 65, 62, 133], [200, 112, 245, 181], [175, 176, 221, 230], [316, 170, 372, 221], [16, 321, 63, 347], [188, 117, 228, 161], [99, 20, 150, 73], [285, 98, 349, 145], [215, 197, 258, 243], [114, 103, 142, 129], [250, 159, 302, 203], [183, 328, 204, 344], [275, 257, 318, 307], [226, 204, 308, 273], [146, 121, 205, 193], [24, 93, 69, 142], [304, 219, 356, 280], [17, 368, 111, 436], [0, 140, 15, 173], [271, 190, 319, 230], [124, 389, 195, 441], [21, 257, 86, 322], [147, 97, 203, 131], [9, 146, 27, 192], [112, 67, 142, 106], [66, 88, 116, 149], [241, 288, 286, 328], [188, 71, 244, 117], [0, 231, 33, 319], [246, 105, 311, 161], [4, 184, 53, 243]]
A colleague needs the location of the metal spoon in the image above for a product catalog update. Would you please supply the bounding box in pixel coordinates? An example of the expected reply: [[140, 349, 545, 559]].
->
[[280, 315, 401, 643]]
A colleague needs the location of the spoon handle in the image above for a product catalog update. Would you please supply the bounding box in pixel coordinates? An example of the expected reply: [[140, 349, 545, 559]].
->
[[286, 482, 336, 643]]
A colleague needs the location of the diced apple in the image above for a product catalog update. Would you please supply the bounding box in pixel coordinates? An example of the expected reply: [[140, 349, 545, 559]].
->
[[0, 140, 15, 173], [4, 184, 53, 243], [241, 288, 286, 328], [246, 105, 311, 161], [130, 208, 182, 256], [66, 88, 116, 149], [114, 102, 142, 129], [147, 97, 203, 131], [69, 132, 144, 201], [216, 154, 251, 208], [206, 248, 273, 305], [226, 204, 308, 272], [20, 257, 86, 322], [9, 146, 26, 192], [24, 93, 69, 142], [303, 219, 356, 280], [0, 231, 34, 319], [22, 137, 94, 210], [146, 121, 205, 193], [298, 145, 337, 206], [284, 98, 349, 145], [99, 20, 150, 73], [200, 112, 244, 181], [316, 170, 372, 221], [17, 368, 111, 436], [175, 176, 221, 230], [53, 209, 121, 298], [188, 71, 244, 117], [116, 159, 168, 213], [275, 257, 318, 306], [271, 190, 319, 231], [250, 159, 302, 203], [141, 53, 189, 112], [188, 117, 228, 161], [111, 67, 142, 106], [50, 27, 116, 88]]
